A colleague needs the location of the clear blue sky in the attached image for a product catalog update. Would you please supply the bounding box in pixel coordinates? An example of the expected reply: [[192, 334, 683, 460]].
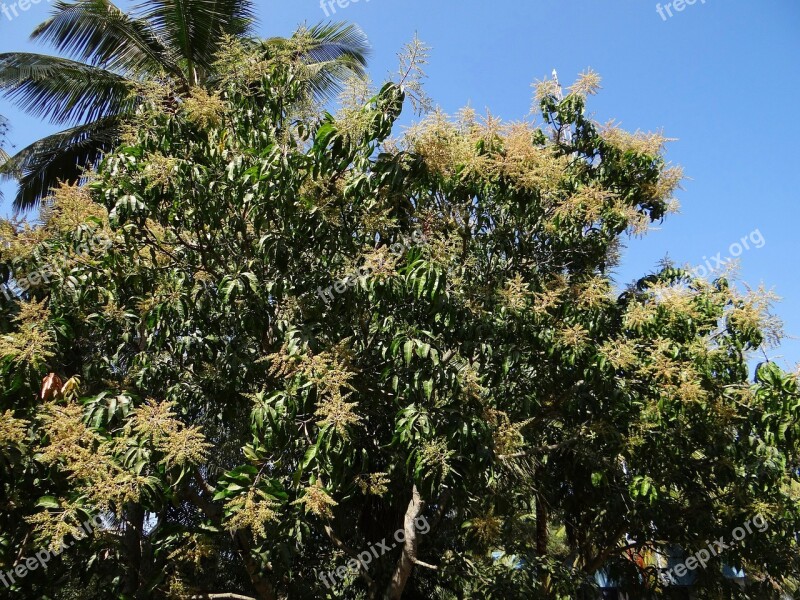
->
[[2, 0, 799, 370]]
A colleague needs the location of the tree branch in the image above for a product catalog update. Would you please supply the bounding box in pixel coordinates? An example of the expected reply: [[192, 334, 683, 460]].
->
[[323, 523, 376, 588], [189, 594, 257, 600], [583, 524, 629, 574], [411, 557, 438, 570], [233, 530, 277, 600]]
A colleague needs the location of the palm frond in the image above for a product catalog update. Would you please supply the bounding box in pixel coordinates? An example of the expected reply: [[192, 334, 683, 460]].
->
[[295, 22, 369, 75], [31, 0, 182, 80], [0, 6, 369, 208], [137, 0, 256, 80], [0, 53, 136, 126], [302, 57, 369, 103], [0, 116, 119, 211], [262, 22, 370, 102]]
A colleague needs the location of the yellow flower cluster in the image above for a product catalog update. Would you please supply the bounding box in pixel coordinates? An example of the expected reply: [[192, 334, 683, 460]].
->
[[600, 121, 674, 157], [355, 472, 390, 496], [24, 500, 85, 552], [419, 438, 455, 479], [225, 491, 280, 540], [141, 152, 180, 191], [648, 282, 702, 322], [728, 285, 783, 348], [293, 480, 338, 520], [267, 343, 362, 438], [599, 338, 640, 371], [568, 69, 603, 97], [0, 299, 55, 368], [182, 87, 226, 129], [554, 183, 615, 226], [485, 408, 533, 456], [0, 218, 49, 263], [498, 274, 530, 312], [532, 275, 568, 316], [315, 396, 362, 439], [458, 361, 486, 403], [405, 109, 481, 181], [0, 410, 28, 448], [487, 123, 569, 194], [360, 245, 400, 281], [333, 75, 377, 144], [128, 400, 212, 468], [470, 512, 503, 546], [40, 182, 109, 236], [575, 275, 613, 310], [557, 324, 590, 350], [37, 402, 147, 513]]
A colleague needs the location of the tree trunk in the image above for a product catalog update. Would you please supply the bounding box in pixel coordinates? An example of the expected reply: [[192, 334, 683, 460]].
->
[[122, 503, 144, 597], [536, 492, 549, 556], [233, 531, 277, 600], [384, 485, 425, 600]]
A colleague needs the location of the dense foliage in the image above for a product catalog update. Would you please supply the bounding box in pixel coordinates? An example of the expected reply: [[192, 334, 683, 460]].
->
[[0, 0, 368, 210], [1, 43, 798, 600]]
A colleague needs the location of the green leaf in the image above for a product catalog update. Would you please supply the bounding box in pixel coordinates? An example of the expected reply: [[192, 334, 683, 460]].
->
[[36, 496, 61, 509], [404, 340, 414, 367]]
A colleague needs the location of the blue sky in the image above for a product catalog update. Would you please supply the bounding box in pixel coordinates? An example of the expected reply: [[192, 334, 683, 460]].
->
[[1, 0, 799, 369]]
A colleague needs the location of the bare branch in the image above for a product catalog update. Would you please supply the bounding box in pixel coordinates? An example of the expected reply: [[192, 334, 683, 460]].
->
[[411, 557, 438, 570]]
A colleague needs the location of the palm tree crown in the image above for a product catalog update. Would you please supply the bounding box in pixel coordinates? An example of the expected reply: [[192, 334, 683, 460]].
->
[[0, 0, 369, 210]]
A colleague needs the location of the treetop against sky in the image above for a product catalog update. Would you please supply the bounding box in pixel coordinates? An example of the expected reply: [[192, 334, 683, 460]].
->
[[1, 0, 798, 368]]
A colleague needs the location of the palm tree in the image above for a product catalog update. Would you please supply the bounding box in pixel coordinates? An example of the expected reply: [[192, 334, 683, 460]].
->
[[0, 0, 369, 211]]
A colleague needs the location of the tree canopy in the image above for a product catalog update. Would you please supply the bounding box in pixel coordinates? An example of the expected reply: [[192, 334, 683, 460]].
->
[[0, 41, 798, 600], [0, 0, 369, 211]]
